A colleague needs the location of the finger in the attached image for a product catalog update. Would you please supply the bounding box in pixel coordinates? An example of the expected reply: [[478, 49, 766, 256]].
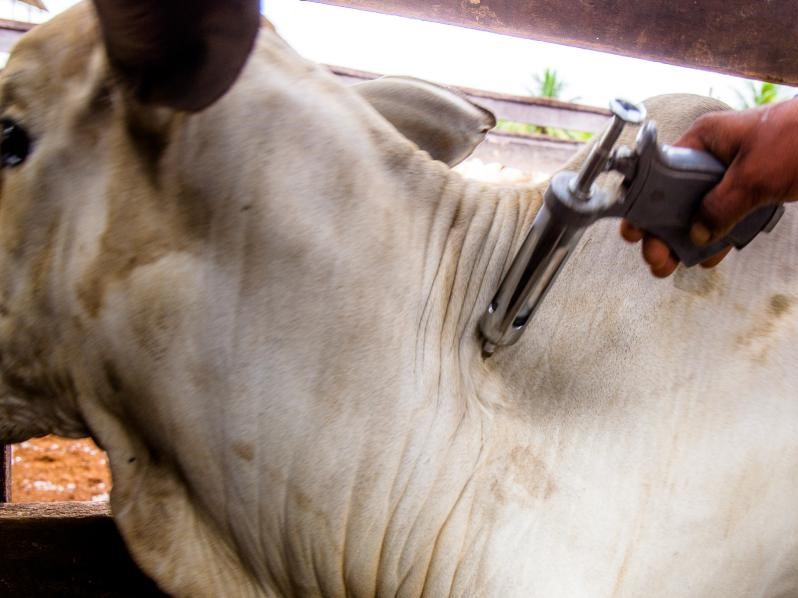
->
[[674, 111, 749, 165], [700, 245, 732, 269], [620, 220, 644, 243], [674, 117, 714, 152], [642, 236, 672, 268], [651, 254, 679, 278]]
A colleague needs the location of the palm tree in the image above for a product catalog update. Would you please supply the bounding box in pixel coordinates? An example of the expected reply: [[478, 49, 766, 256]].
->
[[496, 67, 592, 140], [518, 68, 591, 140], [528, 68, 569, 100], [532, 68, 567, 99]]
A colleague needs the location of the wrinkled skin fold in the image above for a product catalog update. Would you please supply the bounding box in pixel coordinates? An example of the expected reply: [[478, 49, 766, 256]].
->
[[0, 2, 796, 597]]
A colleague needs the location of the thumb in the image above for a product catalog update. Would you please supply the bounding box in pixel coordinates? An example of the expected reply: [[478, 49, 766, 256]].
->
[[690, 165, 757, 245]]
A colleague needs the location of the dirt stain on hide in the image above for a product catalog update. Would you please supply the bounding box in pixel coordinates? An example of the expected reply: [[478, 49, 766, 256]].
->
[[232, 442, 255, 462], [76, 157, 211, 317], [673, 267, 725, 298], [768, 293, 791, 317], [29, 222, 59, 298], [490, 446, 557, 504], [735, 293, 795, 364]]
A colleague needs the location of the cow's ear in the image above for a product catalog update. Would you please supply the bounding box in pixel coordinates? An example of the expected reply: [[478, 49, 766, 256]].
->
[[92, 0, 261, 111]]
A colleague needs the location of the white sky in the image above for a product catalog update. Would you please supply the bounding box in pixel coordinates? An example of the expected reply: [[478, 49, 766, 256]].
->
[[35, 0, 798, 109]]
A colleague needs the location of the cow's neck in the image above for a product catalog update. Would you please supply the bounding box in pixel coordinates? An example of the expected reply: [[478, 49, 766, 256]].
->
[[66, 51, 553, 593], [410, 163, 544, 391]]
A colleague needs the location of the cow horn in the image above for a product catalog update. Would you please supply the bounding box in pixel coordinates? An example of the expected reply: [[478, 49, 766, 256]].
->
[[91, 0, 261, 111]]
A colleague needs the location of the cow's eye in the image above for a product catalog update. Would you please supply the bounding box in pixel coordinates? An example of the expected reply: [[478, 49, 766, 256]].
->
[[0, 118, 31, 168]]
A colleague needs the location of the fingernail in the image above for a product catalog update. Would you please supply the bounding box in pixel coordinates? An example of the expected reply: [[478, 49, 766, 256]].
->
[[690, 221, 712, 246]]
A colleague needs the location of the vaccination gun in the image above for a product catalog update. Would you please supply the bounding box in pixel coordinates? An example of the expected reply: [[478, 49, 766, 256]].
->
[[479, 99, 785, 356]]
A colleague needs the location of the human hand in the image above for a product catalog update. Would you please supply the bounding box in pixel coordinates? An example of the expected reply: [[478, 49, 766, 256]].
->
[[621, 97, 798, 277]]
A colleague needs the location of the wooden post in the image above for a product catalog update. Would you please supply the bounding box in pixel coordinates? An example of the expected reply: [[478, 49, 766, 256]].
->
[[1, 445, 10, 502]]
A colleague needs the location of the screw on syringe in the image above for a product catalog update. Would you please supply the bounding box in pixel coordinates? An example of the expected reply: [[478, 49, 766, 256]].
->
[[569, 98, 647, 201]]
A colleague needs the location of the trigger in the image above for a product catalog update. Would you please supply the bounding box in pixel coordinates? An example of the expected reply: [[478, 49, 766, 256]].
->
[[763, 204, 786, 233]]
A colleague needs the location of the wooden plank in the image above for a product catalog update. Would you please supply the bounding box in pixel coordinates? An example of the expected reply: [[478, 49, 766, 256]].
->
[[329, 65, 611, 132], [461, 88, 609, 132], [0, 18, 35, 33], [305, 0, 798, 86], [0, 502, 167, 596], [469, 130, 580, 176]]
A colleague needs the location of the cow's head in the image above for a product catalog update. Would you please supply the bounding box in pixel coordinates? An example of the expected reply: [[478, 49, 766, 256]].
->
[[0, 0, 430, 456], [0, 0, 271, 443]]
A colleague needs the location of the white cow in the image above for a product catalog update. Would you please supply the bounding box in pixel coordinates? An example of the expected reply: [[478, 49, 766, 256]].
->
[[0, 2, 796, 596]]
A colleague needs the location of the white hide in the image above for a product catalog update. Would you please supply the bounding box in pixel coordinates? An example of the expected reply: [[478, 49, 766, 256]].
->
[[0, 3, 795, 597]]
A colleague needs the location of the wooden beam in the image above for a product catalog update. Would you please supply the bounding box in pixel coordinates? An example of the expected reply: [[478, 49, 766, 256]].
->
[[0, 502, 166, 596], [461, 87, 609, 132], [305, 0, 798, 86], [469, 130, 580, 177]]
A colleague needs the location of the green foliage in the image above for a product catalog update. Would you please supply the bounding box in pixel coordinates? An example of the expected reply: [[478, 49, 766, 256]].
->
[[494, 119, 593, 141], [531, 68, 567, 99], [494, 119, 538, 135], [734, 81, 784, 109], [527, 67, 580, 102]]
